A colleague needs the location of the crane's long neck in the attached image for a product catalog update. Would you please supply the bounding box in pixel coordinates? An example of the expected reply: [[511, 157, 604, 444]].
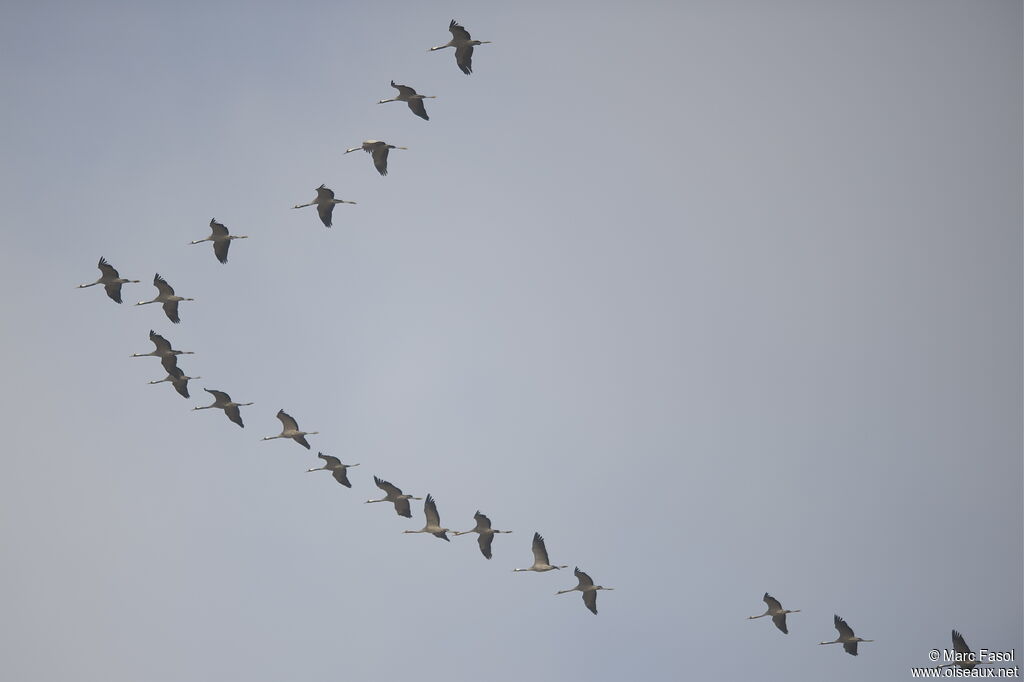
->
[[78, 282, 99, 288], [193, 405, 216, 410], [556, 588, 577, 595], [748, 613, 768, 619]]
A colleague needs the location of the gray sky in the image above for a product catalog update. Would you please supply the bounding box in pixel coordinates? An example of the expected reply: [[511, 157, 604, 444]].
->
[[1, 1, 1021, 680]]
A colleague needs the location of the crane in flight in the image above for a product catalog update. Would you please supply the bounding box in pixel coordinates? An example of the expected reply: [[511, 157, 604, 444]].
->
[[819, 615, 873, 655], [378, 81, 435, 120], [748, 593, 800, 634], [556, 568, 614, 615], [512, 532, 567, 573], [344, 140, 407, 176], [262, 410, 318, 449], [191, 219, 248, 263], [366, 476, 422, 518], [193, 389, 253, 428], [430, 20, 491, 74], [452, 511, 511, 559], [403, 494, 451, 541], [136, 274, 194, 324], [292, 185, 355, 228], [78, 257, 139, 304], [307, 453, 359, 488]]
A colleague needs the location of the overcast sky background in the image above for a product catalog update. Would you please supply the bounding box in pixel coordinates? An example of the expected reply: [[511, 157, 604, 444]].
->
[[1, 1, 1021, 680]]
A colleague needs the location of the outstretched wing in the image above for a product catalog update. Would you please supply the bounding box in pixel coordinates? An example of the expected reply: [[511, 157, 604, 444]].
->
[[162, 300, 181, 324], [172, 375, 191, 399], [455, 45, 474, 75], [294, 434, 311, 449], [318, 453, 342, 467], [532, 532, 550, 566], [332, 468, 352, 488], [583, 591, 598, 615], [473, 511, 492, 531], [104, 283, 124, 303], [449, 19, 471, 41], [763, 593, 783, 611], [224, 404, 244, 428], [150, 330, 172, 354], [213, 239, 230, 264], [407, 98, 429, 121], [574, 567, 594, 588], [277, 410, 299, 431], [153, 273, 175, 297], [160, 353, 180, 375], [374, 477, 402, 497], [372, 145, 390, 176], [772, 613, 788, 634], [394, 497, 412, 518], [205, 388, 231, 404], [834, 615, 854, 639], [317, 202, 334, 228], [209, 219, 229, 238], [98, 257, 119, 279], [477, 532, 494, 559], [391, 81, 416, 98], [424, 494, 441, 527], [952, 630, 972, 656], [315, 185, 335, 202], [843, 641, 858, 656]]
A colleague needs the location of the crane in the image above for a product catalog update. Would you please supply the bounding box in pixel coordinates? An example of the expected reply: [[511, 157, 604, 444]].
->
[[78, 257, 139, 304], [344, 140, 407, 176], [307, 453, 359, 488], [748, 593, 800, 634], [452, 511, 511, 559], [136, 274, 194, 324], [148, 366, 200, 399], [292, 185, 355, 228], [193, 389, 253, 428], [191, 218, 248, 263], [262, 410, 318, 448], [403, 494, 451, 541], [819, 615, 873, 655], [378, 81, 435, 120], [430, 20, 491, 74], [556, 567, 614, 615], [366, 476, 422, 518], [512, 532, 567, 572]]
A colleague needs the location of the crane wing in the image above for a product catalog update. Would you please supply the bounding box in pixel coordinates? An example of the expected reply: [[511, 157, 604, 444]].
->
[[224, 404, 244, 428], [317, 202, 334, 228], [318, 453, 342, 467], [772, 613, 788, 634], [371, 146, 390, 176], [391, 81, 416, 98], [315, 185, 334, 202], [104, 282, 124, 303], [205, 388, 231, 404], [153, 273, 175, 296], [532, 532, 550, 565], [583, 591, 598, 615], [449, 19, 471, 41], [473, 511, 492, 531], [162, 300, 181, 324], [843, 641, 858, 656], [407, 98, 429, 121], [332, 468, 352, 488], [952, 630, 972, 656], [160, 353, 180, 375], [172, 375, 191, 399], [213, 239, 230, 264], [277, 410, 299, 431], [393, 497, 412, 518], [294, 434, 311, 449], [374, 477, 402, 497], [763, 593, 783, 611], [150, 330, 172, 354], [834, 615, 854, 639], [477, 532, 494, 559], [209, 219, 229, 238], [574, 567, 594, 588], [98, 257, 119, 279], [424, 494, 441, 526], [455, 45, 473, 74]]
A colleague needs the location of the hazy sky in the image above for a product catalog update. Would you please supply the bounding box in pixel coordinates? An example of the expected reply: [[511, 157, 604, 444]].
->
[[1, 1, 1020, 680]]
